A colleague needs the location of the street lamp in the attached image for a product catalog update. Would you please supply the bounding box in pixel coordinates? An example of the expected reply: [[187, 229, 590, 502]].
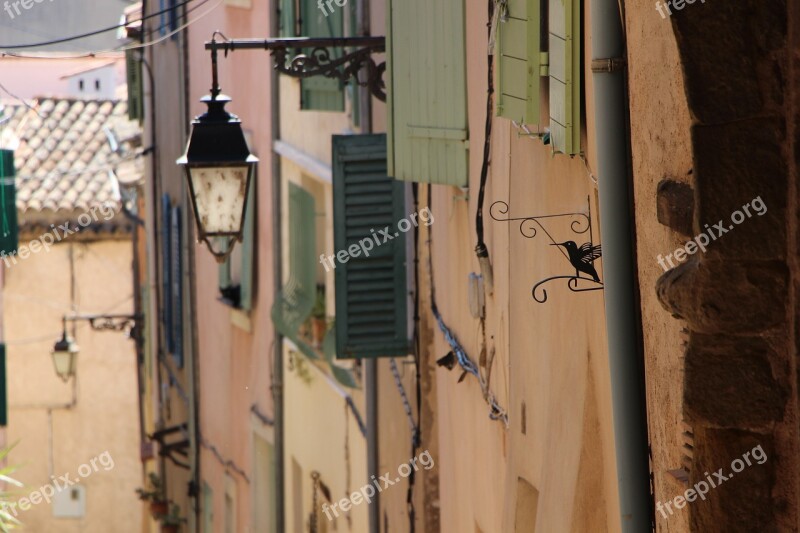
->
[[50, 314, 142, 382], [51, 318, 79, 382], [177, 37, 258, 263]]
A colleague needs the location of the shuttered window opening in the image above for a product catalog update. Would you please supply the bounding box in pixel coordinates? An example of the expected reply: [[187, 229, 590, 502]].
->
[[218, 177, 256, 311], [161, 194, 173, 355], [125, 50, 143, 122], [548, 0, 581, 155], [170, 206, 183, 368], [333, 134, 410, 358], [299, 0, 345, 112], [271, 183, 317, 349], [387, 0, 469, 186], [496, 0, 543, 124], [0, 150, 18, 257], [0, 344, 7, 427]]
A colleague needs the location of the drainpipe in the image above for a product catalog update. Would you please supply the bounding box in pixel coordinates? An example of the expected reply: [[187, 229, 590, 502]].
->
[[590, 0, 652, 531], [270, 0, 285, 530], [355, 0, 379, 531]]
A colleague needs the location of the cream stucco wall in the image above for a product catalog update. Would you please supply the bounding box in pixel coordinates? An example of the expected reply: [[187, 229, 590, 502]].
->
[[4, 238, 141, 533], [406, 0, 621, 531]]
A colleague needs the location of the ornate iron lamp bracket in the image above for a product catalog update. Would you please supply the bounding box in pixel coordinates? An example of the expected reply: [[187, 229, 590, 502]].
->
[[490, 196, 604, 303], [65, 313, 143, 338], [206, 36, 387, 102]]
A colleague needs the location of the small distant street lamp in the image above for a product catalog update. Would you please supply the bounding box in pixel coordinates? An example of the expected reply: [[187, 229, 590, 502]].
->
[[177, 38, 258, 263], [51, 318, 79, 382], [51, 314, 142, 382]]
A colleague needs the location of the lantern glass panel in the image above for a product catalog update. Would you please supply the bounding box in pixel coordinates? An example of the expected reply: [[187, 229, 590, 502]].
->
[[189, 165, 249, 235]]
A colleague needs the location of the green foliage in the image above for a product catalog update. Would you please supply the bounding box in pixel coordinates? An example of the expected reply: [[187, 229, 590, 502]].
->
[[0, 444, 24, 532], [135, 472, 165, 502]]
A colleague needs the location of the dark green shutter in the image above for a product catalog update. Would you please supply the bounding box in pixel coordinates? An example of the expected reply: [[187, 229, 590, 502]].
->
[[125, 51, 143, 122], [332, 134, 409, 358], [0, 151, 17, 257], [0, 344, 6, 427], [300, 0, 345, 111]]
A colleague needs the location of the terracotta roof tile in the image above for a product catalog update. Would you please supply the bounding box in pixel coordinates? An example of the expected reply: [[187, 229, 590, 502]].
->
[[1, 97, 141, 226]]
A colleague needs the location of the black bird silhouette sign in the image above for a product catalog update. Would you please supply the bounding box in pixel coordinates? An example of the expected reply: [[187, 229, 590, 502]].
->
[[551, 241, 602, 282]]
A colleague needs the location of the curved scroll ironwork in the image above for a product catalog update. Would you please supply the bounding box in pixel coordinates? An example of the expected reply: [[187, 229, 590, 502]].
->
[[491, 196, 604, 303], [531, 276, 604, 303], [489, 200, 590, 240], [271, 44, 387, 101]]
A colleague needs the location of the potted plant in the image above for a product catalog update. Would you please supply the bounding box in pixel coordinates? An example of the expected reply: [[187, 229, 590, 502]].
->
[[135, 472, 168, 518], [0, 444, 23, 531], [160, 504, 186, 533], [310, 285, 327, 348]]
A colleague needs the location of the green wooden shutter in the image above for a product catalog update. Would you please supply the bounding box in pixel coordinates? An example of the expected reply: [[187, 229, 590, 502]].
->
[[497, 0, 542, 123], [549, 0, 581, 155], [280, 0, 296, 37], [0, 344, 6, 427], [387, 0, 469, 186], [125, 50, 143, 122], [0, 150, 18, 257], [300, 0, 345, 111], [332, 134, 409, 358], [239, 178, 256, 311], [271, 184, 317, 344]]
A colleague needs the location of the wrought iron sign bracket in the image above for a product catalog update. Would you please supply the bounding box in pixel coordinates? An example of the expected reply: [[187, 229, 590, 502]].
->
[[490, 196, 604, 303], [205, 35, 387, 101], [64, 313, 143, 340]]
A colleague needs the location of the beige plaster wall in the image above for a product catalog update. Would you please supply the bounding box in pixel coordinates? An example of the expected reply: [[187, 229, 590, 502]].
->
[[186, 2, 278, 532], [412, 0, 621, 531], [4, 239, 141, 533], [625, 2, 694, 532]]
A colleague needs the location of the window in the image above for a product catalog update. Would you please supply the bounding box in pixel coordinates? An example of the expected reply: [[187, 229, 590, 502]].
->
[[279, 0, 350, 112], [496, 0, 544, 124], [79, 79, 84, 91], [386, 0, 469, 186], [332, 134, 410, 358], [225, 476, 237, 533], [95, 79, 101, 91], [218, 177, 256, 311], [0, 150, 18, 257], [548, 0, 582, 155], [253, 434, 276, 532], [161, 196, 183, 368], [495, 0, 582, 155]]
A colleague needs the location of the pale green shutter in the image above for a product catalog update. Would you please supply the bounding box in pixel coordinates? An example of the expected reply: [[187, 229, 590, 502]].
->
[[497, 0, 542, 123], [300, 0, 345, 111], [387, 0, 469, 186], [332, 134, 409, 358], [549, 0, 581, 154]]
